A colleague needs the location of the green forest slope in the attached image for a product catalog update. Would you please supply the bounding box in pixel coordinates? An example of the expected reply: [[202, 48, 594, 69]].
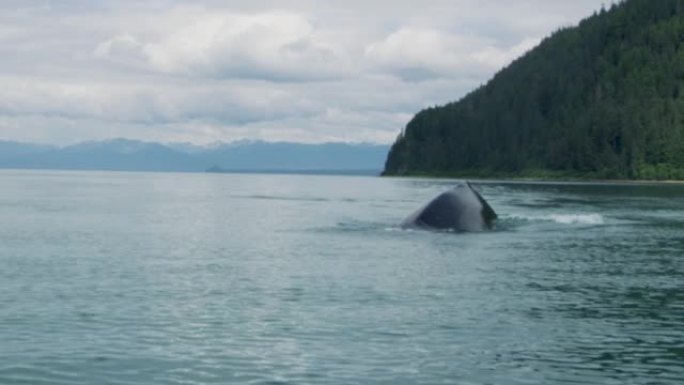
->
[[383, 0, 684, 180]]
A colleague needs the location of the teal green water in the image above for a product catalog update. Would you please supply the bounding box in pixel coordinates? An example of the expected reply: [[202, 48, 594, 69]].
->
[[1, 170, 683, 384]]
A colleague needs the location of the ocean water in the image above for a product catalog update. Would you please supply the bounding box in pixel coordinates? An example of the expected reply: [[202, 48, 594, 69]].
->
[[1, 170, 683, 385]]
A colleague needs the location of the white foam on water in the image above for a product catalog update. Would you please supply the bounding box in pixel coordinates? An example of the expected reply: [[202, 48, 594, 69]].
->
[[548, 213, 605, 225], [507, 213, 605, 225], [384, 226, 407, 232]]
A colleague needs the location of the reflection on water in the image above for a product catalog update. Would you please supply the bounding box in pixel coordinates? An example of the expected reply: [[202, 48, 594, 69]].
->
[[0, 171, 682, 384]]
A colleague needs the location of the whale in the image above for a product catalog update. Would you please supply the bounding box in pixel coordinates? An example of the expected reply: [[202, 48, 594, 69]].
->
[[402, 182, 497, 232]]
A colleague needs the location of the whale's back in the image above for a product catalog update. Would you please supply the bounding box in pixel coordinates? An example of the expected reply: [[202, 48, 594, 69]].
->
[[402, 183, 497, 232]]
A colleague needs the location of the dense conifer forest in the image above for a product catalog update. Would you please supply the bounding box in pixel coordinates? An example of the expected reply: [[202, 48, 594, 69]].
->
[[383, 0, 684, 180]]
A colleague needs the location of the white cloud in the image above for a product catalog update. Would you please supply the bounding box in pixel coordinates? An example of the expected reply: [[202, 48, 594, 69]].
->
[[470, 37, 542, 70], [0, 0, 607, 145], [94, 34, 147, 68], [0, 76, 318, 125], [365, 27, 544, 81], [95, 10, 351, 81]]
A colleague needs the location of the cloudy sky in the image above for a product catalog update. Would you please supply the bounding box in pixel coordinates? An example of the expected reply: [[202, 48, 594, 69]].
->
[[0, 0, 607, 145]]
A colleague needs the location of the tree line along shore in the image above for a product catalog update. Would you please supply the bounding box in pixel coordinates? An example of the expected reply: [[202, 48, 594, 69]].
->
[[383, 0, 684, 181]]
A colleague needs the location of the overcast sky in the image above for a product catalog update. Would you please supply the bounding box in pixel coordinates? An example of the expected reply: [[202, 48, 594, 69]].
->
[[0, 0, 607, 145]]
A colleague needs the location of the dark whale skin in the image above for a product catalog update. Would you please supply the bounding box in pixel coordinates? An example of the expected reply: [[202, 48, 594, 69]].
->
[[401, 182, 497, 232]]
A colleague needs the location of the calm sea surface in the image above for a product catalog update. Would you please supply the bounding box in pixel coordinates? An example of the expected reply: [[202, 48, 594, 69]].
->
[[1, 170, 683, 385]]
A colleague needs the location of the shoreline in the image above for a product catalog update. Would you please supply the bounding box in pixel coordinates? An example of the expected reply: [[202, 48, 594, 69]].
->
[[381, 174, 684, 186]]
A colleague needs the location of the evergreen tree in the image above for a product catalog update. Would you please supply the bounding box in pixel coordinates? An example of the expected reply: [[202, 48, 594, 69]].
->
[[383, 0, 684, 180]]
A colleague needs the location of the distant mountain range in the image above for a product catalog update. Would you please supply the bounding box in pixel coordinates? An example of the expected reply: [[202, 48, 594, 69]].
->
[[0, 139, 390, 175]]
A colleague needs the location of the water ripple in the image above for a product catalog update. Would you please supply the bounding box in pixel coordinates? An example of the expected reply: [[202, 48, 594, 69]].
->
[[1, 172, 684, 384]]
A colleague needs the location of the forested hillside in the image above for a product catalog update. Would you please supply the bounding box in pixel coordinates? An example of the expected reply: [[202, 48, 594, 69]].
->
[[383, 0, 684, 179]]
